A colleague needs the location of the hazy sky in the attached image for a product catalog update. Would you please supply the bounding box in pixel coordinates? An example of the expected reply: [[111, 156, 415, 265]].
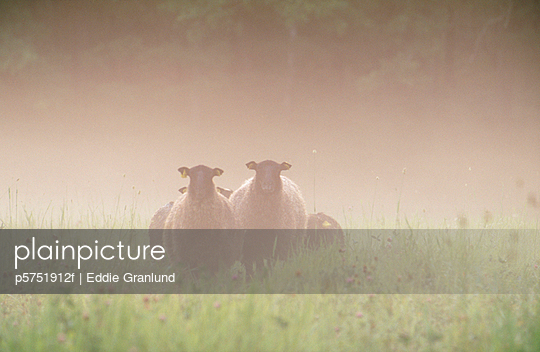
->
[[1, 8, 539, 228], [2, 73, 538, 228]]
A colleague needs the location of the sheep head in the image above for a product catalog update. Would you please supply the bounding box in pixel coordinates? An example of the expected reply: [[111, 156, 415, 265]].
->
[[178, 165, 223, 201], [246, 160, 291, 194], [179, 186, 231, 198]]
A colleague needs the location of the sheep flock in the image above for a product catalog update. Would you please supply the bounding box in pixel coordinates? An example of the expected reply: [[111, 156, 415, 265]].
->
[[150, 160, 344, 274]]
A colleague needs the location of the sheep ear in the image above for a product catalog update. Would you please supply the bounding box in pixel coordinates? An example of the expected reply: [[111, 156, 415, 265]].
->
[[281, 162, 292, 170], [246, 161, 257, 170], [178, 167, 189, 178], [213, 168, 224, 177], [179, 187, 187, 194]]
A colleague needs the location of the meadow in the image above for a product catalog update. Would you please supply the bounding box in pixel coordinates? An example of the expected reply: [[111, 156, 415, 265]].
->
[[1, 188, 540, 351], [2, 1, 539, 349]]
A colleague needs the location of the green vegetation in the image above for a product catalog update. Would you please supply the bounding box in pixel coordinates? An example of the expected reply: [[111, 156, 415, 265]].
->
[[1, 186, 539, 295], [1, 293, 539, 351], [1, 0, 539, 111], [1, 194, 540, 350], [1, 0, 539, 349]]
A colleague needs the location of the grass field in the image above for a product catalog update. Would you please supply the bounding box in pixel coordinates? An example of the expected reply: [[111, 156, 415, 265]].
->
[[1, 294, 539, 351], [1, 193, 539, 351]]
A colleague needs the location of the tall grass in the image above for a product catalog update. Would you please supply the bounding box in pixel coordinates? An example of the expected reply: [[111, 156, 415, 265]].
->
[[1, 186, 539, 351], [0, 186, 149, 229], [1, 294, 539, 351]]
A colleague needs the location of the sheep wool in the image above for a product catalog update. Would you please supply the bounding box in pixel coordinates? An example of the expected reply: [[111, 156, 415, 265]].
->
[[148, 200, 175, 247], [306, 212, 345, 249], [162, 165, 242, 272], [230, 160, 307, 267]]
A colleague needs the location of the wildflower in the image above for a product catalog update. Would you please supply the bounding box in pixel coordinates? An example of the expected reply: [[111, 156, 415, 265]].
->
[[232, 274, 238, 280], [159, 314, 167, 322], [356, 312, 363, 318], [57, 333, 66, 343], [346, 277, 354, 283], [214, 301, 221, 309]]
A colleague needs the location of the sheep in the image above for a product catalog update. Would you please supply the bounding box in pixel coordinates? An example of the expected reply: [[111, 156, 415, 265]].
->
[[148, 187, 188, 247], [180, 186, 233, 199], [149, 200, 175, 247], [165, 165, 235, 229], [149, 186, 233, 247], [161, 165, 243, 272], [305, 212, 345, 249], [216, 186, 233, 199], [230, 160, 308, 269]]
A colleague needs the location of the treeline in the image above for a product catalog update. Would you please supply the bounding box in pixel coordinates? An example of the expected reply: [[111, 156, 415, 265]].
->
[[1, 0, 539, 95]]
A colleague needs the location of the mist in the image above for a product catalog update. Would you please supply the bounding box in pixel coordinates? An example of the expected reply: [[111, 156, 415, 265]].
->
[[1, 1, 539, 227]]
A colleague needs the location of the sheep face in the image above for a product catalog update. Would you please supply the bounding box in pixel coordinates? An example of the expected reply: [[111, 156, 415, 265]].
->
[[178, 165, 223, 201], [246, 160, 291, 194]]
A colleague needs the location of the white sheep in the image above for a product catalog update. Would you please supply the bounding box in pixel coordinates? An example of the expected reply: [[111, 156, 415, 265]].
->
[[230, 160, 307, 267], [162, 165, 242, 271], [306, 212, 345, 249]]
